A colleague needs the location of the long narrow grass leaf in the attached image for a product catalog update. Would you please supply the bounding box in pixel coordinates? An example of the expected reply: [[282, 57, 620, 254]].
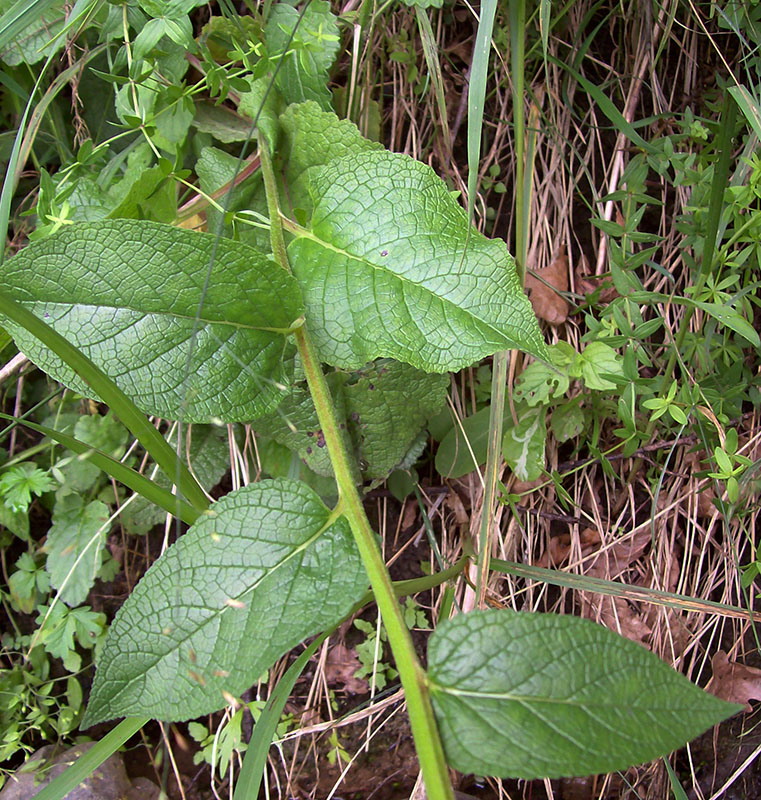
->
[[490, 558, 761, 622], [0, 54, 53, 266], [548, 55, 656, 154], [0, 0, 61, 53], [0, 292, 209, 511], [701, 91, 737, 277], [414, 7, 451, 149], [466, 0, 498, 223], [32, 718, 148, 800], [233, 634, 328, 800], [0, 412, 200, 526]]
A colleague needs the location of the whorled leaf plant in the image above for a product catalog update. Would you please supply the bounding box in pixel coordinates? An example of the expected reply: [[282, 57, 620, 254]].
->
[[1, 102, 739, 798]]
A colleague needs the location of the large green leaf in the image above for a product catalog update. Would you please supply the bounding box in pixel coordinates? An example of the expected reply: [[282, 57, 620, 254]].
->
[[82, 479, 366, 725], [0, 220, 304, 422], [288, 150, 548, 371], [428, 609, 740, 779], [280, 102, 383, 215]]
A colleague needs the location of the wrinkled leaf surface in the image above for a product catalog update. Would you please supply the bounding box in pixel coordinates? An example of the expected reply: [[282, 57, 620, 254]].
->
[[428, 609, 740, 779], [0, 220, 303, 422], [83, 479, 366, 725]]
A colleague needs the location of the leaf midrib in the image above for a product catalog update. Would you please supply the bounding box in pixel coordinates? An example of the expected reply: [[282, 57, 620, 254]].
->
[[100, 509, 341, 704], [293, 230, 517, 342], [431, 683, 679, 709]]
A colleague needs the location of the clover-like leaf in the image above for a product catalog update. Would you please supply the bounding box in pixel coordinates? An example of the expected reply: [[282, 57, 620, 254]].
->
[[0, 221, 304, 422], [428, 609, 740, 779], [288, 150, 548, 372], [82, 479, 366, 725]]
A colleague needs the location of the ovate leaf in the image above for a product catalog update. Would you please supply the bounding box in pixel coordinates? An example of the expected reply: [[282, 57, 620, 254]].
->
[[289, 150, 548, 371], [82, 479, 366, 725], [193, 101, 255, 143], [0, 221, 304, 422], [45, 496, 112, 607], [428, 609, 740, 779]]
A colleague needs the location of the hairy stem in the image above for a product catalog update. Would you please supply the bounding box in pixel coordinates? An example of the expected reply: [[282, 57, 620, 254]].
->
[[259, 143, 455, 800]]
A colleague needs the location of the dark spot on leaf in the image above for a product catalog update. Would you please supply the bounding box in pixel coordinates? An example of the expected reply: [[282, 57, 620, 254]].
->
[[44, 312, 50, 318], [368, 384, 375, 390], [339, 423, 345, 429], [351, 412, 360, 422], [380, 250, 388, 257], [306, 446, 312, 455], [306, 431, 314, 437], [316, 431, 326, 448]]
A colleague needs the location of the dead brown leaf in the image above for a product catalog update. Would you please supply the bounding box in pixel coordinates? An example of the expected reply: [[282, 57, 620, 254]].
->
[[581, 593, 653, 646], [707, 651, 761, 712], [525, 245, 570, 325], [325, 644, 368, 695], [537, 527, 600, 568], [586, 530, 651, 580]]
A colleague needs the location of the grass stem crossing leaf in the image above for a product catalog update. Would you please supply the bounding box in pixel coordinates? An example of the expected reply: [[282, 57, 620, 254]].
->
[[0, 220, 304, 422]]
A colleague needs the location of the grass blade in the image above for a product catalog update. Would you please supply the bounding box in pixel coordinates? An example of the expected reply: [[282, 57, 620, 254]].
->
[[233, 634, 328, 800], [0, 412, 200, 526], [0, 292, 209, 512], [0, 0, 62, 53], [32, 718, 148, 800], [466, 0, 498, 223], [414, 7, 451, 150]]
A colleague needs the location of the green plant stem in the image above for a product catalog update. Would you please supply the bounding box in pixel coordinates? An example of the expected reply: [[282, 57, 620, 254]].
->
[[476, 0, 527, 607], [476, 351, 507, 606], [259, 142, 455, 800], [0, 292, 209, 513]]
